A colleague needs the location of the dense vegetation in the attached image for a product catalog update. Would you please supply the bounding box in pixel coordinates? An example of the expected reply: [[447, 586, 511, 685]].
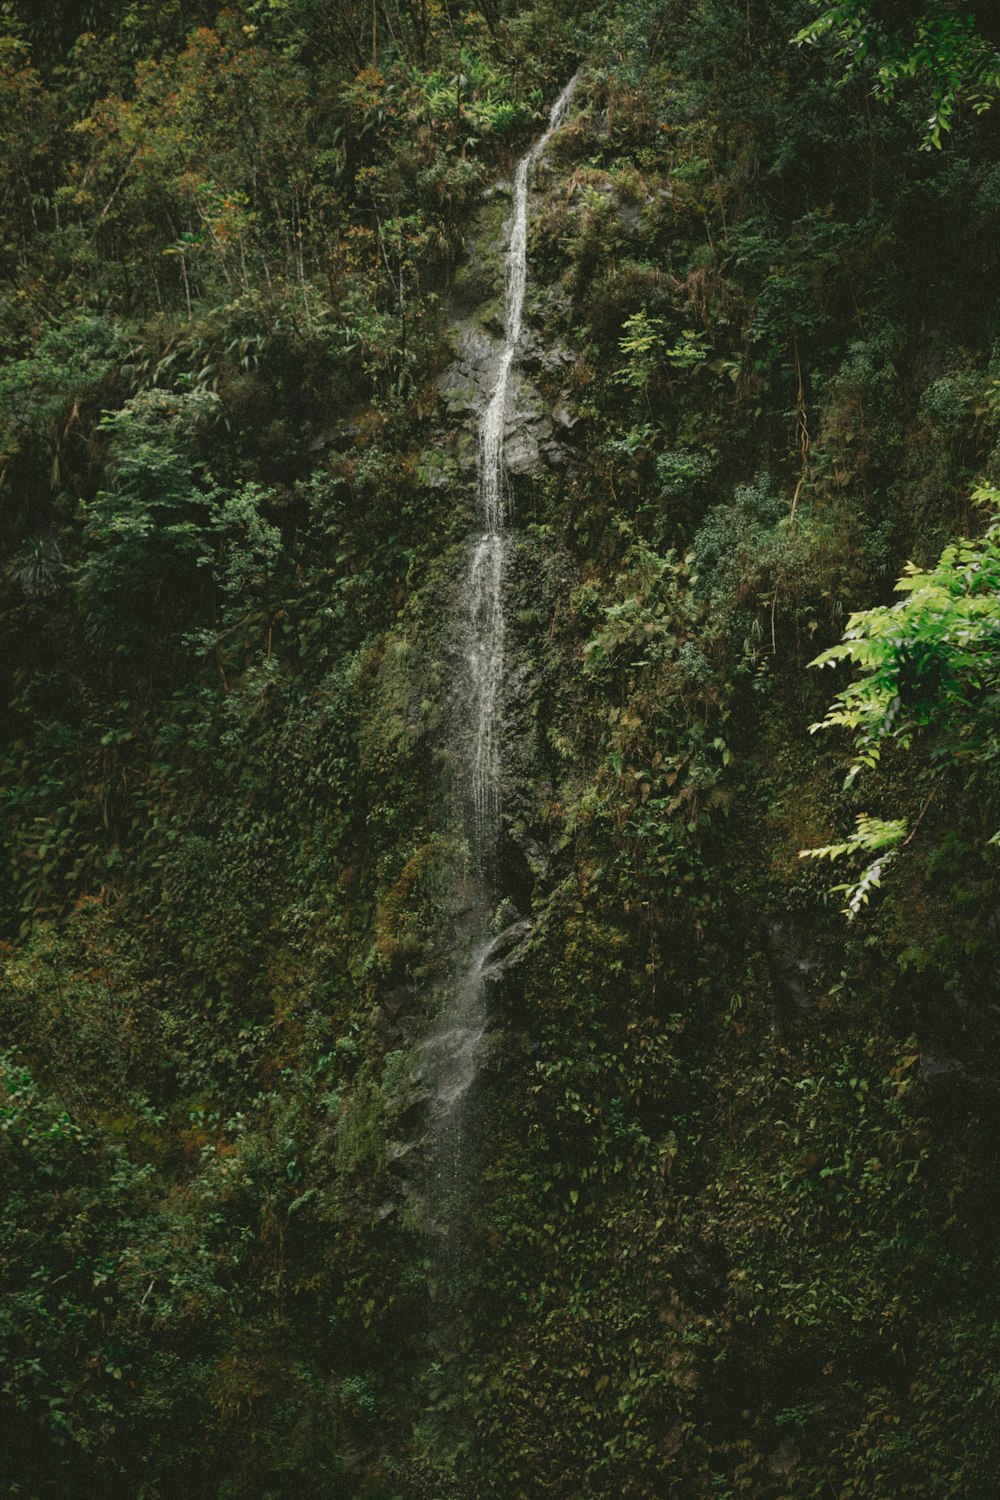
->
[[3, 0, 1000, 1494]]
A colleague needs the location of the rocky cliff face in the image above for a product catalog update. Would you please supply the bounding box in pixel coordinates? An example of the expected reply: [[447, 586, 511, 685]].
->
[[365, 54, 1000, 1497]]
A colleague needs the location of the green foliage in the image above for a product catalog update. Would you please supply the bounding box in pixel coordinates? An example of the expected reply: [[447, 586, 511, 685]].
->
[[3, 0, 1000, 1494], [808, 490, 1000, 787], [74, 389, 224, 650], [0, 1053, 226, 1494], [799, 812, 907, 916], [801, 488, 1000, 913], [795, 1, 1000, 147], [0, 314, 130, 488]]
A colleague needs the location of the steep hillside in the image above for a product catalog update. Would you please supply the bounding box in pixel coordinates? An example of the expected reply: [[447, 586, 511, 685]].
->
[[3, 2, 1000, 1495]]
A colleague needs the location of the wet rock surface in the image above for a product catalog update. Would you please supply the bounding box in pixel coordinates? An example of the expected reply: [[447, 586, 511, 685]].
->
[[438, 323, 573, 472]]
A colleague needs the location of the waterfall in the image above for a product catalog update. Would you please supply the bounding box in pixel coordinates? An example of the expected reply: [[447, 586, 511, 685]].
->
[[468, 73, 580, 860], [422, 78, 579, 1264]]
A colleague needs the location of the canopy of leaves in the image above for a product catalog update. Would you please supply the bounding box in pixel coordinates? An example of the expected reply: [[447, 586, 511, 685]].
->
[[796, 0, 1000, 146]]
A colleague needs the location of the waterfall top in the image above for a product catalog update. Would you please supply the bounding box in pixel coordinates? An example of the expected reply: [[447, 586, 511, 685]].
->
[[477, 73, 580, 537]]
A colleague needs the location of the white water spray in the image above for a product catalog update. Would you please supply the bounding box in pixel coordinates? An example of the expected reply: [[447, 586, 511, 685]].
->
[[421, 80, 579, 1253], [467, 74, 580, 860]]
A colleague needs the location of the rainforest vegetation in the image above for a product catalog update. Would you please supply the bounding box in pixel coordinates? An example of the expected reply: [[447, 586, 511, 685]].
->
[[3, 0, 1000, 1494]]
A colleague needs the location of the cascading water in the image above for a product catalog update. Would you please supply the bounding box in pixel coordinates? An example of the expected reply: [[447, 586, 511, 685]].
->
[[422, 77, 580, 1261], [467, 73, 580, 859]]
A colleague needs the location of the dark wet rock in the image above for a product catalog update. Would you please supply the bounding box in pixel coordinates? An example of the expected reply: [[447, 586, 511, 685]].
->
[[307, 418, 360, 451], [481, 917, 532, 979], [920, 1053, 978, 1086], [552, 393, 578, 430], [386, 1136, 422, 1169], [438, 322, 499, 417], [768, 1438, 801, 1479], [505, 375, 551, 474], [437, 175, 576, 478], [517, 836, 551, 883], [540, 340, 576, 375], [617, 201, 645, 235], [766, 920, 820, 1014], [381, 985, 413, 1021], [483, 179, 510, 202], [519, 326, 574, 376]]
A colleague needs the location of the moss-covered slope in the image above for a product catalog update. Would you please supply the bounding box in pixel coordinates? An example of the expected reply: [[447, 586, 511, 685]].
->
[[2, 2, 1000, 1495]]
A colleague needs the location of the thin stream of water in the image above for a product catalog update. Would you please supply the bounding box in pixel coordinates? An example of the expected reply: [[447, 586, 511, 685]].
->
[[468, 73, 580, 859], [423, 78, 580, 1237]]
